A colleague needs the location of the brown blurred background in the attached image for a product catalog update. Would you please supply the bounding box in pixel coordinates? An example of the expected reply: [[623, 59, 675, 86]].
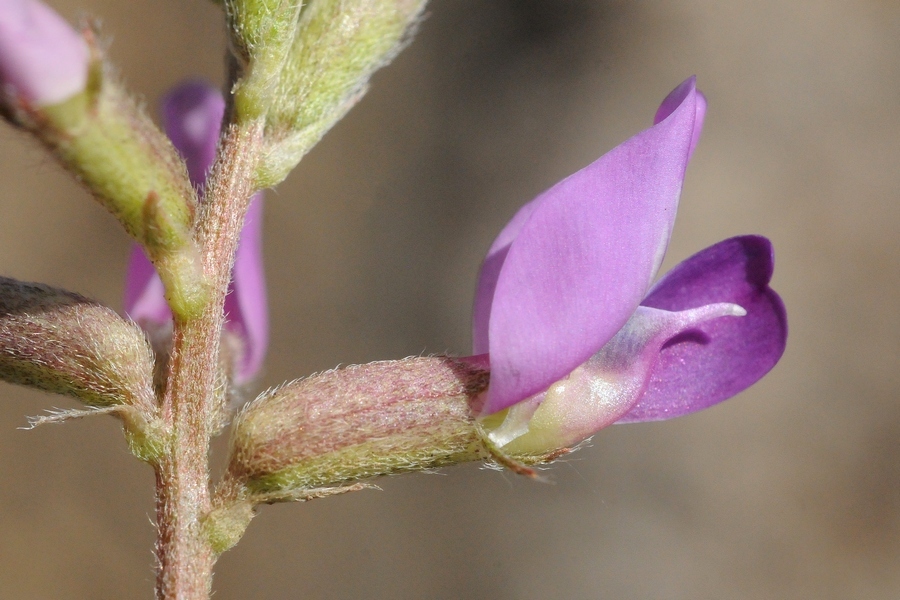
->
[[1, 1, 898, 598]]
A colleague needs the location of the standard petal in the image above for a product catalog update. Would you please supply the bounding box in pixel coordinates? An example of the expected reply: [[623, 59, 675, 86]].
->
[[223, 194, 268, 384], [161, 80, 225, 187], [616, 235, 788, 423], [480, 79, 700, 414]]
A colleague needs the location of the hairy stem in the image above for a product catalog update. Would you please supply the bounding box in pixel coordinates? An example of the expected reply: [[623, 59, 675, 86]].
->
[[154, 121, 264, 600]]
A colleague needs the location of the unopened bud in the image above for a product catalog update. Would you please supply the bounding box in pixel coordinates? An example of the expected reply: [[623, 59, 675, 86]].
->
[[224, 0, 303, 121], [257, 0, 426, 186], [1, 17, 204, 319], [0, 277, 156, 412]]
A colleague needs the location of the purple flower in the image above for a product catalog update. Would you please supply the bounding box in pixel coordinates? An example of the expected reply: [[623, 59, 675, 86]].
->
[[473, 78, 786, 453], [124, 81, 268, 385], [0, 0, 89, 106]]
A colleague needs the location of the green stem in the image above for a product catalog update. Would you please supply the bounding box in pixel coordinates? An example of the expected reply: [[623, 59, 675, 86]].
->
[[153, 121, 264, 600]]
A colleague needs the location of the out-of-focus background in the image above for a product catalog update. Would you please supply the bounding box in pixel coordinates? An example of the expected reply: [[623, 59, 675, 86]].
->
[[1, 1, 898, 598]]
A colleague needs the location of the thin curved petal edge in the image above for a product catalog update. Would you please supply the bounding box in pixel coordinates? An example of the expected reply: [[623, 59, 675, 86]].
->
[[224, 194, 268, 384], [654, 77, 706, 161], [472, 198, 540, 355], [616, 235, 787, 423]]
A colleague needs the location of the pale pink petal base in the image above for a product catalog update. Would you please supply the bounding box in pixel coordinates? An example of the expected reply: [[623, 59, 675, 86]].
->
[[123, 246, 171, 326], [495, 303, 746, 456], [223, 194, 268, 384]]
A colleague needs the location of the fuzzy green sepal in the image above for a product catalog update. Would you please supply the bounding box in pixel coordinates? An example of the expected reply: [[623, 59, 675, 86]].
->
[[202, 500, 255, 554], [248, 435, 483, 493]]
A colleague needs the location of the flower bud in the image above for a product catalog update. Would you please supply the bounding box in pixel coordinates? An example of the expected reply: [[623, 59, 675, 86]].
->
[[0, 276, 156, 412], [227, 356, 488, 496], [0, 0, 89, 107], [2, 33, 206, 318], [257, 0, 426, 186], [224, 0, 303, 121]]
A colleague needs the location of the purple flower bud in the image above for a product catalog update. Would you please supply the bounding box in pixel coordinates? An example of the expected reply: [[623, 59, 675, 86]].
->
[[474, 78, 787, 453], [0, 0, 89, 106], [124, 81, 268, 384]]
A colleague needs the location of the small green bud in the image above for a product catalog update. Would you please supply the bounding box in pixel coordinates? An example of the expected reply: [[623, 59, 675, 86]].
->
[[202, 499, 255, 554], [227, 356, 489, 496], [257, 0, 427, 186], [224, 0, 304, 121], [0, 277, 156, 412]]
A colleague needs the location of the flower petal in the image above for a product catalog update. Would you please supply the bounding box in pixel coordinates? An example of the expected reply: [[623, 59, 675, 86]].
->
[[0, 0, 88, 106], [161, 80, 225, 187], [123, 246, 170, 326], [496, 303, 746, 456], [478, 78, 701, 414], [654, 79, 707, 161], [616, 235, 788, 423], [472, 197, 540, 354], [223, 194, 268, 384]]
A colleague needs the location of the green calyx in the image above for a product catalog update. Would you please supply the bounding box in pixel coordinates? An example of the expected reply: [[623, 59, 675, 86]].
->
[[223, 357, 570, 499], [37, 68, 207, 319], [42, 83, 195, 252], [246, 429, 485, 494]]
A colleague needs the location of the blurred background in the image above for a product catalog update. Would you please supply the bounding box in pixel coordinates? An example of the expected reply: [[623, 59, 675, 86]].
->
[[1, 1, 898, 598]]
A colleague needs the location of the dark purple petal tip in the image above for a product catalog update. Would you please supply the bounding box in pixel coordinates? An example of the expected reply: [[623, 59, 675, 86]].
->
[[616, 235, 787, 423]]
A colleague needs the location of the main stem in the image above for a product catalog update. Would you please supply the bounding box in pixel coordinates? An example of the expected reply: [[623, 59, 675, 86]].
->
[[154, 121, 263, 600]]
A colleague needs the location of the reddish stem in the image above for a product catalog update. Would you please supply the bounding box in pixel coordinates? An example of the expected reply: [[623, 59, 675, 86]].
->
[[153, 121, 263, 600]]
